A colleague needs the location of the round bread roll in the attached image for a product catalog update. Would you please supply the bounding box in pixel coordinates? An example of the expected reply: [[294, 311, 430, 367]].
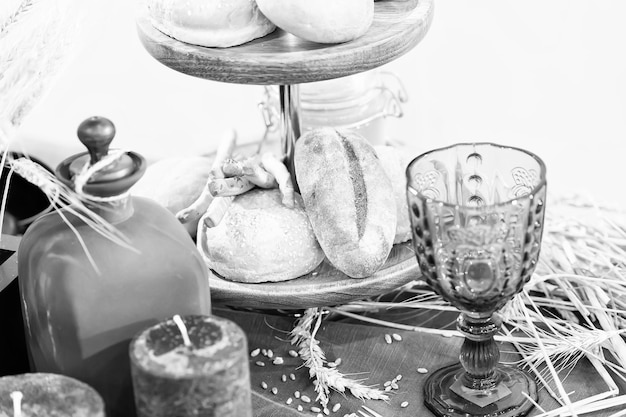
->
[[374, 145, 412, 244], [295, 128, 396, 278], [132, 156, 212, 237], [199, 188, 325, 283], [148, 0, 276, 48], [256, 0, 374, 44]]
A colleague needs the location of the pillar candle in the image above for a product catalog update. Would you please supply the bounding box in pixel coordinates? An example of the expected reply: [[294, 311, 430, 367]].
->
[[0, 373, 105, 417], [130, 315, 252, 417]]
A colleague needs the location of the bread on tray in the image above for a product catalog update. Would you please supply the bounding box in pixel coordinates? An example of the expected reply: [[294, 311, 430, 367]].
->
[[295, 128, 396, 278], [199, 188, 325, 283], [147, 0, 276, 47], [256, 0, 374, 44]]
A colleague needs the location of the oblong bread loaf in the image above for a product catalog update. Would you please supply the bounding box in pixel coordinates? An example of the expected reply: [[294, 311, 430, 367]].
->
[[295, 128, 396, 278]]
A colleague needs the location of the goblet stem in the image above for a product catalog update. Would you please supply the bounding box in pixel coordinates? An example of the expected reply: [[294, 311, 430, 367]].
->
[[457, 313, 502, 392]]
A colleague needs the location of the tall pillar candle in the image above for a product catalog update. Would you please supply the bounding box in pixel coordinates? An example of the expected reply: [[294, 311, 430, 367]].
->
[[0, 373, 105, 416], [130, 315, 252, 417]]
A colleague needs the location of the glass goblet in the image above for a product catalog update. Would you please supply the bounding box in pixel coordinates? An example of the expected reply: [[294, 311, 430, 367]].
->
[[406, 143, 547, 417]]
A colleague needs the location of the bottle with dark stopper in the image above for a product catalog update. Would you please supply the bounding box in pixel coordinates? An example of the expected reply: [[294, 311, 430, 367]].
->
[[18, 116, 212, 417]]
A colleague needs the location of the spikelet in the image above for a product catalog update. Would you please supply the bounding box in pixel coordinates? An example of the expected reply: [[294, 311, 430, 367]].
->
[[290, 308, 389, 409]]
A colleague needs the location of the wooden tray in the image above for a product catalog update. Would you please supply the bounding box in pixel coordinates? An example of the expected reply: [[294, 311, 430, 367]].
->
[[190, 139, 421, 309], [136, 0, 434, 85], [199, 232, 421, 310]]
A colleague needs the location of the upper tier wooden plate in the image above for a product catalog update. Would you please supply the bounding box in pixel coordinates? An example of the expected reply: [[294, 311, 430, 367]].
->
[[136, 0, 434, 85]]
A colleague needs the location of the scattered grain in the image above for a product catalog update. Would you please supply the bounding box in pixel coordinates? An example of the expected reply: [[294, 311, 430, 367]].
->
[[260, 381, 268, 390], [301, 395, 311, 403], [288, 350, 299, 357], [332, 403, 341, 412], [273, 357, 284, 365], [286, 397, 293, 405], [294, 391, 300, 399], [417, 367, 428, 374], [250, 348, 260, 357], [255, 361, 265, 367], [323, 408, 329, 415], [392, 333, 402, 342], [391, 382, 398, 390], [384, 381, 391, 387], [267, 349, 274, 359], [396, 374, 402, 381], [297, 405, 303, 412], [384, 386, 392, 392], [262, 349, 267, 356], [384, 334, 392, 344], [281, 374, 287, 382], [400, 401, 409, 408], [289, 373, 296, 381], [334, 358, 342, 366], [271, 387, 278, 395], [311, 406, 322, 412]]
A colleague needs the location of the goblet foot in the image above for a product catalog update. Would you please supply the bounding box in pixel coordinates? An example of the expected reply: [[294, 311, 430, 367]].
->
[[424, 363, 537, 417]]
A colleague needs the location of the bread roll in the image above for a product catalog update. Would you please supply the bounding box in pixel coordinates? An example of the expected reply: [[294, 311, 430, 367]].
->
[[374, 145, 412, 244], [148, 0, 276, 48], [295, 128, 396, 278], [199, 188, 324, 283], [255, 0, 374, 44]]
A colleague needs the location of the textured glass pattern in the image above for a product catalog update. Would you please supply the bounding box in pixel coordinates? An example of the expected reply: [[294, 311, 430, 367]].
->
[[407, 143, 546, 315]]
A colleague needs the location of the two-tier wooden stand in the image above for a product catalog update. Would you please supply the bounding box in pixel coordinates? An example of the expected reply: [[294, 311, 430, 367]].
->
[[136, 0, 435, 309]]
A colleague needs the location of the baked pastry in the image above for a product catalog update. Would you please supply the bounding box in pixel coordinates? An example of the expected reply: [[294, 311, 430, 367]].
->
[[295, 128, 396, 278], [199, 188, 325, 283], [255, 0, 374, 44], [374, 145, 412, 244], [131, 156, 213, 237], [147, 0, 276, 48]]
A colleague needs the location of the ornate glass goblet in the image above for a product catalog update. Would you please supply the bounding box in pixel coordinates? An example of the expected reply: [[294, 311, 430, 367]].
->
[[406, 143, 547, 417]]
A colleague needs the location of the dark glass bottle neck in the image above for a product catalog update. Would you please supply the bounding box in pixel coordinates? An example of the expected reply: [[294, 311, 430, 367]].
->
[[84, 194, 134, 224]]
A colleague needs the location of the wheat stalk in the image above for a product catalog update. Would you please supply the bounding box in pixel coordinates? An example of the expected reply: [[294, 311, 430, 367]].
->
[[290, 308, 389, 411]]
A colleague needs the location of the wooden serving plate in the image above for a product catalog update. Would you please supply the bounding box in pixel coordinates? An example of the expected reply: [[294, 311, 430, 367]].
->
[[190, 139, 421, 309], [199, 232, 421, 310], [136, 0, 434, 85]]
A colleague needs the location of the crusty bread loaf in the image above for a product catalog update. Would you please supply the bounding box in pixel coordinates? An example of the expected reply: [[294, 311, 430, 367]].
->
[[255, 0, 374, 44], [198, 188, 324, 283], [148, 0, 276, 48], [295, 128, 396, 278], [374, 145, 412, 244]]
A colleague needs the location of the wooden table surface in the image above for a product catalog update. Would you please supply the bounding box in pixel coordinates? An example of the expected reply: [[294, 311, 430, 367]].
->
[[215, 307, 626, 417]]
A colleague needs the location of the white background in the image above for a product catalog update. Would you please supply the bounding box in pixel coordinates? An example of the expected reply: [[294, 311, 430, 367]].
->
[[12, 0, 626, 207]]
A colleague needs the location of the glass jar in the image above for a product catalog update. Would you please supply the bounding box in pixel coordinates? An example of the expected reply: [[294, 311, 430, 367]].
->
[[260, 70, 408, 146], [17, 117, 212, 417]]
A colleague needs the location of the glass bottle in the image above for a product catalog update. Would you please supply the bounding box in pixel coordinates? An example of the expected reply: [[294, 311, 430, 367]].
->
[[260, 70, 408, 146], [18, 116, 212, 417]]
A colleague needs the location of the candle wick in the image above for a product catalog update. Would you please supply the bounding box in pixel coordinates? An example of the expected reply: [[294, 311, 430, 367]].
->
[[10, 391, 23, 417], [172, 315, 193, 348]]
